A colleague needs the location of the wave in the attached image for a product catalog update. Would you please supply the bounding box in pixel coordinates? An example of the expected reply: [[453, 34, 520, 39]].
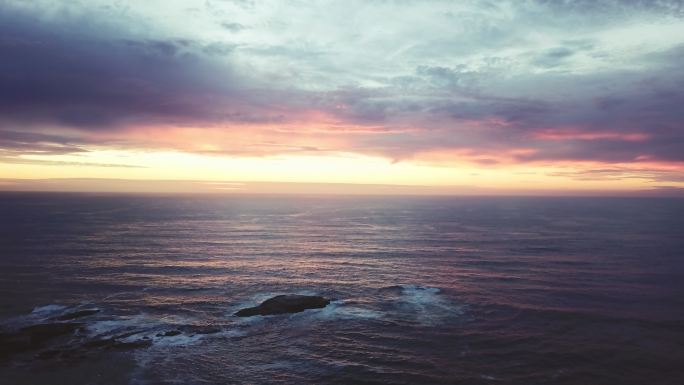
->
[[378, 284, 465, 326], [30, 304, 69, 316]]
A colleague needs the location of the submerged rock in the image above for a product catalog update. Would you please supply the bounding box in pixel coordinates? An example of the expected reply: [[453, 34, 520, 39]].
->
[[187, 325, 222, 335], [109, 339, 153, 350], [157, 330, 181, 337], [235, 295, 331, 317], [21, 323, 83, 345]]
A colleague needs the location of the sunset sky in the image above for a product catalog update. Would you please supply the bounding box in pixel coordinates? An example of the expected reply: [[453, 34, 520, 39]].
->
[[1, 0, 684, 195]]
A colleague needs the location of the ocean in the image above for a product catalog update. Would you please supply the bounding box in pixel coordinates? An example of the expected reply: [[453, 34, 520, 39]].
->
[[1, 193, 683, 384]]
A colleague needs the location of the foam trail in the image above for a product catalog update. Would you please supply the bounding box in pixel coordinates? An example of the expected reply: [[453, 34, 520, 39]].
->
[[31, 304, 68, 316], [391, 285, 464, 326]]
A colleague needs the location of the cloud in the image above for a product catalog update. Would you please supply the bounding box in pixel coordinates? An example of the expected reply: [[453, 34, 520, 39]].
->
[[548, 167, 684, 183], [0, 2, 275, 133], [0, 131, 89, 156], [0, 0, 683, 178], [220, 22, 246, 32], [0, 157, 145, 168]]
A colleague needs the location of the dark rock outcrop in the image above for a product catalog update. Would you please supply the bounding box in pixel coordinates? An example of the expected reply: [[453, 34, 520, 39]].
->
[[82, 330, 153, 351], [235, 295, 331, 317], [21, 323, 83, 344], [0, 322, 83, 359]]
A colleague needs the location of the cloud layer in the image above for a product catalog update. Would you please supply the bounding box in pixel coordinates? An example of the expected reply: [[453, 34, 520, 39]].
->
[[1, 0, 683, 183]]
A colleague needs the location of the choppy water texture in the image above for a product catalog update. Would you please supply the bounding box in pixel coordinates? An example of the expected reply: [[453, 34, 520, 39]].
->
[[1, 193, 683, 385]]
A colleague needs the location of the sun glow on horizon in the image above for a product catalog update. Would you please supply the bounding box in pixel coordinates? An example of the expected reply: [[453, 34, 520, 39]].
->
[[3, 146, 683, 195]]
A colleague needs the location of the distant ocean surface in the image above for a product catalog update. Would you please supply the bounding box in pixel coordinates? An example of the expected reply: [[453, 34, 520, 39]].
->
[[1, 193, 683, 385]]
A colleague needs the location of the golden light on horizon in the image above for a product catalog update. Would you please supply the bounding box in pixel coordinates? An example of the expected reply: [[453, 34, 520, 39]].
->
[[3, 145, 682, 195]]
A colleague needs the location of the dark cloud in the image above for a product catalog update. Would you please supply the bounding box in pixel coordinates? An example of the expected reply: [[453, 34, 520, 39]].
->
[[0, 5, 251, 133], [533, 47, 576, 68], [0, 131, 89, 156], [220, 22, 246, 32], [0, 130, 145, 167]]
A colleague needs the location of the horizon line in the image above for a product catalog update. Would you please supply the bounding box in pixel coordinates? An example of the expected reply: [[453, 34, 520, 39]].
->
[[1, 178, 683, 198]]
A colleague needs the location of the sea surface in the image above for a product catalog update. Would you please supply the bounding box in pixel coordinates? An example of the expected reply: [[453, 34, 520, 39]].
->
[[1, 193, 683, 385]]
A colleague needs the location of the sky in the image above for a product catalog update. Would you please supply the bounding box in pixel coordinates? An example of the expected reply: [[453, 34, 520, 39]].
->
[[1, 0, 684, 195]]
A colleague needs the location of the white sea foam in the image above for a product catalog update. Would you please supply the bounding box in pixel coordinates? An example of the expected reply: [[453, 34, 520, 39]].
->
[[30, 304, 68, 315], [88, 314, 158, 337], [398, 285, 444, 309], [86, 311, 246, 350], [142, 332, 204, 347], [313, 300, 384, 320], [0, 304, 72, 329], [392, 284, 464, 326]]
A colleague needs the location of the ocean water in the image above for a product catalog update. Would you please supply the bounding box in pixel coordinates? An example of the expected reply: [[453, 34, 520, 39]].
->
[[0, 193, 683, 385]]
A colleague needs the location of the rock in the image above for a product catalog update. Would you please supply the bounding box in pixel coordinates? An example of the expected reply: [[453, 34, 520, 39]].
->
[[196, 327, 222, 335], [0, 322, 82, 359], [82, 339, 115, 349], [157, 330, 181, 337], [235, 295, 331, 317], [51, 309, 100, 321], [36, 349, 64, 360], [187, 325, 222, 335], [0, 331, 30, 359], [109, 339, 153, 350], [20, 323, 83, 347], [0, 318, 155, 362]]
